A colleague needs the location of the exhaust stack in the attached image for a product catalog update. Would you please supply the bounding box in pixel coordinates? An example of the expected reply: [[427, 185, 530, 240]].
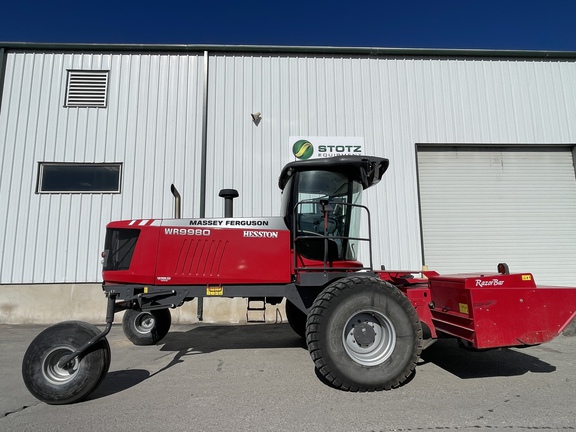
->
[[170, 184, 181, 219], [219, 189, 239, 217]]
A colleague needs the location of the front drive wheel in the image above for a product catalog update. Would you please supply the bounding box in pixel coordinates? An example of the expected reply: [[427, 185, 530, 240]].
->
[[122, 308, 171, 346], [22, 321, 111, 405], [306, 276, 423, 391]]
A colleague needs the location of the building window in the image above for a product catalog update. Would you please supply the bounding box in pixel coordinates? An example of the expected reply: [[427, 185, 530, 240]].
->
[[65, 70, 109, 108], [37, 163, 122, 193]]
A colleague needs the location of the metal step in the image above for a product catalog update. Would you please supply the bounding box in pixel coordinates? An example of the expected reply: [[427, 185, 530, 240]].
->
[[246, 297, 266, 323]]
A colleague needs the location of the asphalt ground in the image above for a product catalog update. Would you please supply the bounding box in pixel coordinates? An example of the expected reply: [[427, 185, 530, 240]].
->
[[1, 323, 575, 432]]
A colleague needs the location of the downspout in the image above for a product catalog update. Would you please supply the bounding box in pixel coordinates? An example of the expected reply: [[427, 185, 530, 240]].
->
[[197, 50, 210, 321], [572, 146, 576, 182], [199, 50, 209, 218], [0, 48, 7, 116], [414, 144, 426, 269]]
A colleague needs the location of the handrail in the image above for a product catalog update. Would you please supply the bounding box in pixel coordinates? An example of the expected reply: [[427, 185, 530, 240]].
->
[[292, 198, 373, 273]]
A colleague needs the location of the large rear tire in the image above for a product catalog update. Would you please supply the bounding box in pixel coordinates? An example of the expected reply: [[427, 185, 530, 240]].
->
[[122, 308, 171, 346], [22, 321, 111, 405], [306, 276, 422, 391], [285, 300, 307, 338]]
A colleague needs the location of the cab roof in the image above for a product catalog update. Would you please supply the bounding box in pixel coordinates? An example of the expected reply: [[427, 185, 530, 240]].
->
[[278, 156, 389, 190]]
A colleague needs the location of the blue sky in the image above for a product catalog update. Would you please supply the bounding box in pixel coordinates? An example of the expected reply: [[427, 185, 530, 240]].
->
[[1, 0, 576, 51]]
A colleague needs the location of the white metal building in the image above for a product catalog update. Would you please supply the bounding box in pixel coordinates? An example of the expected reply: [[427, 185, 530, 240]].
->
[[1, 43, 575, 323]]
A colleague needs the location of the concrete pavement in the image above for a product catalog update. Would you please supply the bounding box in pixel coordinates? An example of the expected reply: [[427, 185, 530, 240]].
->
[[1, 323, 576, 431]]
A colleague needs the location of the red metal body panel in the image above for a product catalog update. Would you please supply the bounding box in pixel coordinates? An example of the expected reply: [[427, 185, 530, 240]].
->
[[376, 270, 437, 339], [401, 286, 437, 339], [428, 272, 576, 348], [103, 218, 293, 285], [103, 220, 160, 285], [155, 220, 291, 285], [296, 256, 365, 269]]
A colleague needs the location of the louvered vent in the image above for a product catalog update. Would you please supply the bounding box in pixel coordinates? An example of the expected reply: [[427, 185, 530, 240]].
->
[[65, 70, 109, 108]]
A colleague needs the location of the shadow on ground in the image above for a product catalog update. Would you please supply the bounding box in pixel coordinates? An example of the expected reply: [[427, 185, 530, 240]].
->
[[89, 370, 151, 400], [420, 338, 556, 379], [89, 323, 305, 401], [159, 323, 306, 353]]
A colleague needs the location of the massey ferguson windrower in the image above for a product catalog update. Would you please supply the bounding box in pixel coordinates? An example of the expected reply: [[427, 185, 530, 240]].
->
[[22, 156, 576, 404]]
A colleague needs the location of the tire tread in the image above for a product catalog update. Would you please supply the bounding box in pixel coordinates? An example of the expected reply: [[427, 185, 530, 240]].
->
[[305, 276, 423, 392]]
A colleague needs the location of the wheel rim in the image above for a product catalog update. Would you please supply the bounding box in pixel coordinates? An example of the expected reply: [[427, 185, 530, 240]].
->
[[42, 347, 79, 385], [134, 312, 155, 335], [342, 310, 397, 366]]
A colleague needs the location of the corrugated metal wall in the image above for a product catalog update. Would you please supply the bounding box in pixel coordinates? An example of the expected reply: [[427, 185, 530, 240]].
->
[[0, 51, 205, 283], [204, 54, 576, 272], [1, 49, 576, 283]]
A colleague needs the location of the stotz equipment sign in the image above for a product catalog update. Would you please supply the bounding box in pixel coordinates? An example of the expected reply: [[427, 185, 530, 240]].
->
[[289, 136, 364, 161]]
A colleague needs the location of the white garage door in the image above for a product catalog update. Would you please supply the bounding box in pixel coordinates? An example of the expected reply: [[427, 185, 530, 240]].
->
[[418, 147, 576, 286]]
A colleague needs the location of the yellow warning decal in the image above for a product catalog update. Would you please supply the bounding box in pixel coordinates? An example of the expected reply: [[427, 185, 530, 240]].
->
[[522, 274, 532, 281], [459, 303, 469, 315], [206, 285, 224, 296], [144, 287, 149, 294]]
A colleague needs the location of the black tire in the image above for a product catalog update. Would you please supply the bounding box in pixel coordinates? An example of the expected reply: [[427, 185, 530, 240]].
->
[[285, 300, 307, 339], [306, 276, 422, 391], [122, 308, 171, 346], [22, 321, 111, 405]]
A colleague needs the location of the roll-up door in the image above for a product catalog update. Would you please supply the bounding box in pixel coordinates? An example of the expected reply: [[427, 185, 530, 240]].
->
[[417, 147, 576, 286]]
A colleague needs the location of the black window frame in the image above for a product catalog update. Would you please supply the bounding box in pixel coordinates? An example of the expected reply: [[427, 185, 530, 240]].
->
[[36, 162, 122, 194]]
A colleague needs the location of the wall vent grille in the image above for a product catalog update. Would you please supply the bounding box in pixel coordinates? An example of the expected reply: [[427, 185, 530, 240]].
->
[[65, 70, 109, 108]]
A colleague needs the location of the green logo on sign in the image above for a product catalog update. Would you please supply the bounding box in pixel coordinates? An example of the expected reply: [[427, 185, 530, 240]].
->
[[292, 140, 314, 160]]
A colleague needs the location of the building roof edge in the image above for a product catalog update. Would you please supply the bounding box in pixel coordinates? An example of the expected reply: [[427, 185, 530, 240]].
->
[[1, 42, 575, 59]]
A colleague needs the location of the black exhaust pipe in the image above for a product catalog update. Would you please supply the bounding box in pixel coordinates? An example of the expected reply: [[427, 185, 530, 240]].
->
[[219, 189, 239, 217]]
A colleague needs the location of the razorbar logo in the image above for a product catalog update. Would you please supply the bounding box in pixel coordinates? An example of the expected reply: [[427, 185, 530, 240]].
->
[[292, 140, 314, 160]]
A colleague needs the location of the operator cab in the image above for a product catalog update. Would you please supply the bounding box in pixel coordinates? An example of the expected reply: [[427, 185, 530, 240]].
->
[[278, 156, 389, 270]]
